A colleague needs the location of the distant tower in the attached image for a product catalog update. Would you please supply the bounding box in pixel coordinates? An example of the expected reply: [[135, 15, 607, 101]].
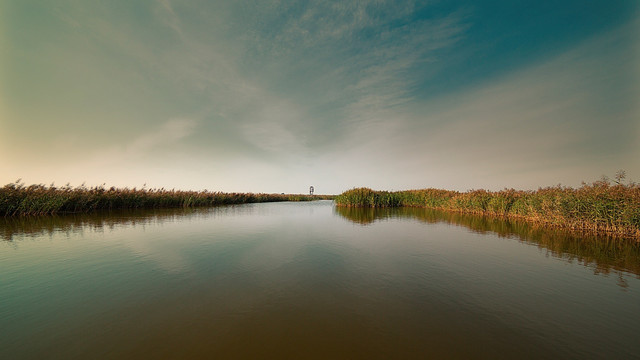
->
[[309, 186, 314, 196]]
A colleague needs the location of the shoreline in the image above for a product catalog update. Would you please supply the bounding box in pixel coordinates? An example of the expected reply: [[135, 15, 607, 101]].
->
[[334, 185, 640, 240], [0, 182, 334, 217]]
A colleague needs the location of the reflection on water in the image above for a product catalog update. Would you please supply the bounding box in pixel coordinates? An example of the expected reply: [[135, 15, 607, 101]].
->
[[335, 206, 640, 282], [0, 207, 234, 243], [1, 202, 639, 359], [4, 206, 640, 280]]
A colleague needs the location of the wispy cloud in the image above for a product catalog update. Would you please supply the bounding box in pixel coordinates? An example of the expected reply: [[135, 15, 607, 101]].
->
[[154, 0, 183, 36], [326, 17, 639, 190], [241, 101, 308, 156], [68, 118, 199, 174], [236, 3, 470, 150], [2, 1, 636, 192], [125, 118, 197, 155]]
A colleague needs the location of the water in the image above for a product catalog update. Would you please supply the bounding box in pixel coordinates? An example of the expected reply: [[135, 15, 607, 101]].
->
[[1, 201, 639, 359]]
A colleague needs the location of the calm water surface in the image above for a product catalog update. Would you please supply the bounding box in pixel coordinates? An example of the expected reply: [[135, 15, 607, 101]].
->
[[1, 201, 639, 359]]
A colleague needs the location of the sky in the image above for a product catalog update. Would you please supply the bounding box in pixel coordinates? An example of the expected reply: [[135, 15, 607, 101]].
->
[[1, 0, 638, 194]]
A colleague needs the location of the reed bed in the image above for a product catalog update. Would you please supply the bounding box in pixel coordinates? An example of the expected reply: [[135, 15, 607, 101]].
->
[[0, 182, 330, 216], [335, 178, 640, 239]]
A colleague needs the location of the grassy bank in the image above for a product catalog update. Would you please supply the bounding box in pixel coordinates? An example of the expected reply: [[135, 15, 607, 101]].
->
[[335, 178, 640, 239], [0, 182, 331, 216]]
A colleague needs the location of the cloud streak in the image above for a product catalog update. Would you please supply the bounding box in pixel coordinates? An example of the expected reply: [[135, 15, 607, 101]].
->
[[125, 119, 197, 156], [1, 1, 637, 193], [318, 17, 640, 191]]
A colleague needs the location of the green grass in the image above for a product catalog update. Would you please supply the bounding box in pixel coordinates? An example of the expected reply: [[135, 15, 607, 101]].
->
[[335, 178, 640, 239], [0, 182, 333, 216]]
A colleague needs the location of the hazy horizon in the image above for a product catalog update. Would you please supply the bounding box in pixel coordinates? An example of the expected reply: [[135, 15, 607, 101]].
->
[[2, 1, 639, 194]]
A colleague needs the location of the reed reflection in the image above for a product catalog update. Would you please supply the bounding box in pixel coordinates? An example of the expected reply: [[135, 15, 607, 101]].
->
[[0, 207, 242, 243], [335, 206, 640, 281]]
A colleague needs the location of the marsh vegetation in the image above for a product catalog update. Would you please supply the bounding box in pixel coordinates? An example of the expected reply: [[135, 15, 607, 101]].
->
[[0, 181, 331, 216], [335, 174, 640, 238]]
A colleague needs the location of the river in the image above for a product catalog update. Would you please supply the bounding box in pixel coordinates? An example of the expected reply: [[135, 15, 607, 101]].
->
[[1, 200, 639, 359]]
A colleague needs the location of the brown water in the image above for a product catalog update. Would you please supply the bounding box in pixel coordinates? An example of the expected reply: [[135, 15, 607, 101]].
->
[[1, 201, 639, 359]]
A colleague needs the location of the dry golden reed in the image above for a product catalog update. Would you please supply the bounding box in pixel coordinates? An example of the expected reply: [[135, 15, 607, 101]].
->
[[335, 175, 640, 239], [0, 181, 330, 216]]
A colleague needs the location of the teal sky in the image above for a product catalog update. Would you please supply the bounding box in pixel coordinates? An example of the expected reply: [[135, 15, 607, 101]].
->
[[1, 1, 638, 194]]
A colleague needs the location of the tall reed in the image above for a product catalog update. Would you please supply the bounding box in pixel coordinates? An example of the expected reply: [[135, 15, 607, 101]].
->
[[335, 178, 640, 239], [0, 182, 331, 216]]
